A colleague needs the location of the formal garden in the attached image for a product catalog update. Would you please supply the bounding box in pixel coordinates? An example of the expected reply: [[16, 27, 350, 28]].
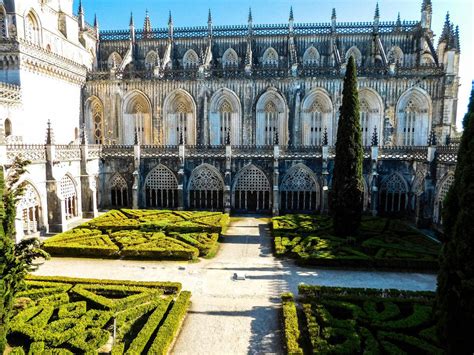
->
[[4, 276, 190, 354], [43, 209, 229, 260], [273, 214, 440, 271], [282, 285, 441, 354]]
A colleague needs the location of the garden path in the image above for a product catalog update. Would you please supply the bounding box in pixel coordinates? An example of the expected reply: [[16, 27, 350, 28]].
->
[[34, 217, 437, 355]]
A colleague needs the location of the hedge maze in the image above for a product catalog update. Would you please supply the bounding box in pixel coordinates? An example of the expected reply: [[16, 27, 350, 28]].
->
[[43, 209, 229, 260], [7, 276, 190, 354], [273, 214, 440, 271], [282, 285, 442, 355]]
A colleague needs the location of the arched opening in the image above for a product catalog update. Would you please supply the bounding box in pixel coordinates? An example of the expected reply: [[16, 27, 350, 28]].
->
[[209, 89, 242, 145], [396, 88, 431, 146], [4, 118, 12, 137], [434, 174, 454, 224], [388, 46, 404, 66], [123, 91, 152, 145], [163, 89, 196, 145], [303, 46, 320, 66], [256, 89, 288, 146], [233, 165, 271, 212], [145, 50, 160, 70], [60, 175, 78, 220], [379, 173, 409, 216], [145, 165, 178, 208], [188, 164, 224, 210], [107, 52, 122, 70], [262, 47, 279, 67], [222, 47, 239, 68], [183, 49, 199, 69], [358, 89, 383, 147], [25, 11, 41, 45], [345, 46, 362, 66], [17, 182, 42, 236], [110, 174, 128, 207], [280, 164, 319, 212], [86, 97, 104, 144], [301, 89, 333, 146]]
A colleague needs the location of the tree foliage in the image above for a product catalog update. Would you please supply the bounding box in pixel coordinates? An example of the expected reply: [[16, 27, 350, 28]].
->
[[331, 56, 364, 236], [0, 157, 49, 352], [435, 86, 474, 354]]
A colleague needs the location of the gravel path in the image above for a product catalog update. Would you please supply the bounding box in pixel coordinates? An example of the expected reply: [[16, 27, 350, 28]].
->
[[34, 217, 437, 355]]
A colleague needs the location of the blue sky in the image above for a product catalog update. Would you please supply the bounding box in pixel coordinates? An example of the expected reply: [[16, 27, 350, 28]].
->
[[75, 0, 472, 129]]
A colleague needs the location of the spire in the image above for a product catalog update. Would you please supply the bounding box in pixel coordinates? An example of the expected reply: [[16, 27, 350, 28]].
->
[[168, 11, 173, 26], [371, 127, 379, 147], [289, 6, 294, 22], [331, 8, 337, 33], [274, 131, 279, 146], [80, 123, 88, 145], [130, 12, 135, 42], [134, 129, 139, 145], [422, 0, 432, 12], [455, 25, 461, 52], [440, 12, 451, 43], [289, 6, 294, 33], [168, 11, 174, 39], [322, 127, 329, 146], [78, 0, 85, 30], [396, 12, 402, 28], [207, 9, 213, 36], [78, 0, 84, 15], [46, 120, 54, 145], [421, 0, 432, 29], [225, 130, 231, 145], [129, 12, 134, 27], [428, 129, 437, 146], [248, 7, 253, 35], [143, 10, 152, 39], [331, 8, 336, 20], [374, 2, 380, 19], [248, 7, 253, 23], [94, 14, 99, 28]]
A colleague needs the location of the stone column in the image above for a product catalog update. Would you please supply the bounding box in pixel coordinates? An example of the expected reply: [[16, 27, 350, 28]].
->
[[272, 144, 280, 216], [80, 139, 98, 218], [224, 142, 232, 213], [45, 122, 63, 232], [177, 142, 185, 210], [321, 145, 329, 214], [132, 139, 141, 209], [370, 145, 379, 216]]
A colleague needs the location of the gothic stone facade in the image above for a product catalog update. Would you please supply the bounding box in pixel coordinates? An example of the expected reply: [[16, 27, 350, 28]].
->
[[0, 0, 461, 241]]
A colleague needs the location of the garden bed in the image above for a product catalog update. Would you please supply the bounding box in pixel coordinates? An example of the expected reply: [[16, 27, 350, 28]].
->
[[43, 209, 228, 260], [281, 285, 442, 354], [6, 276, 190, 354], [273, 214, 440, 271]]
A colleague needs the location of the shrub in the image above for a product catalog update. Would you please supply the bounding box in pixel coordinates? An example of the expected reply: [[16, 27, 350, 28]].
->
[[281, 293, 303, 355]]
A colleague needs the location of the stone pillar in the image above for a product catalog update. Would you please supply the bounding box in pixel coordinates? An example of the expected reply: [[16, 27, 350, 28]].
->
[[80, 139, 98, 218], [177, 142, 185, 210], [132, 141, 141, 209], [272, 144, 280, 216], [132, 170, 139, 209], [321, 145, 329, 214], [224, 142, 232, 213], [370, 145, 379, 216]]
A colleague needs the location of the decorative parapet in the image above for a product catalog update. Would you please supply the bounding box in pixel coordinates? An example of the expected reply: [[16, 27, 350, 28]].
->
[[0, 82, 21, 105], [379, 146, 428, 161], [101, 145, 134, 158], [436, 145, 459, 164], [6, 144, 46, 163], [87, 144, 102, 159], [141, 145, 179, 158], [55, 145, 81, 161]]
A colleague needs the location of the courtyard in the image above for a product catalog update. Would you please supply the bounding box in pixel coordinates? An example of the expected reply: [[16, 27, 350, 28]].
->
[[33, 217, 436, 354]]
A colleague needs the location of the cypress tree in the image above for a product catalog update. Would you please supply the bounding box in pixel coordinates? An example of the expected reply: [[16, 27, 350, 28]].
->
[[331, 56, 364, 236], [435, 86, 474, 354], [0, 158, 48, 352]]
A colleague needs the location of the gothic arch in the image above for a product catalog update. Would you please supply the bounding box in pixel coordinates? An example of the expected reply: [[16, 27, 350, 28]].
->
[[222, 47, 239, 67], [107, 51, 122, 69], [183, 49, 199, 69], [434, 173, 454, 224], [262, 47, 279, 66], [0, 5, 7, 39], [396, 87, 432, 146], [85, 96, 104, 144], [380, 172, 409, 215], [301, 88, 333, 146], [188, 164, 225, 210], [345, 46, 362, 66], [209, 88, 242, 145], [255, 88, 288, 145], [359, 88, 384, 146], [303, 46, 320, 66], [59, 174, 78, 220], [17, 181, 43, 236], [387, 46, 404, 65], [280, 164, 320, 211], [144, 164, 178, 208], [163, 89, 197, 145], [145, 50, 160, 70], [232, 164, 271, 212], [109, 173, 128, 207], [122, 90, 152, 145], [24, 9, 41, 45]]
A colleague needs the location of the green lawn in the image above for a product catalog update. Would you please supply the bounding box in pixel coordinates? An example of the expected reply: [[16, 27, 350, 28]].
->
[[43, 210, 229, 260], [7, 276, 190, 354], [273, 214, 440, 271], [282, 285, 442, 354]]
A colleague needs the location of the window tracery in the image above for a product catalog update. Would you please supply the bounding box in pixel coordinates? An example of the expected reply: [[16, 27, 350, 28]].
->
[[25, 12, 41, 45], [18, 183, 41, 236], [262, 47, 279, 66], [233, 165, 270, 212], [183, 49, 199, 69], [189, 165, 224, 210], [60, 175, 78, 220], [110, 174, 128, 207], [380, 174, 408, 215], [145, 165, 178, 208], [280, 166, 319, 211], [303, 46, 320, 66], [222, 48, 239, 67]]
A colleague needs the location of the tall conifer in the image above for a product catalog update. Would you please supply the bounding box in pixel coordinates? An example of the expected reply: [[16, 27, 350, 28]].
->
[[331, 56, 364, 236], [436, 86, 474, 354]]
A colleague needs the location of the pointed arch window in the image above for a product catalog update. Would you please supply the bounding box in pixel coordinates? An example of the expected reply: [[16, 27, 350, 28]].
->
[[110, 175, 128, 207], [303, 46, 320, 66], [222, 48, 239, 68], [264, 101, 278, 145], [360, 100, 370, 146], [176, 100, 191, 144], [107, 52, 122, 70], [91, 103, 104, 144], [435, 175, 454, 224], [219, 100, 232, 145], [380, 174, 408, 215], [262, 47, 279, 67], [403, 100, 417, 146], [145, 165, 178, 208], [25, 12, 41, 45], [60, 175, 78, 220], [183, 49, 199, 69], [18, 183, 41, 236], [145, 51, 159, 70], [309, 101, 323, 146], [189, 165, 224, 210], [280, 165, 319, 211], [233, 165, 271, 212]]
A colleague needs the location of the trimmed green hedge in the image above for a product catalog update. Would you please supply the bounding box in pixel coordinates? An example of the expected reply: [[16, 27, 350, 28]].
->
[[43, 209, 229, 260], [282, 285, 442, 354], [8, 276, 191, 354], [273, 215, 440, 271], [281, 293, 304, 355]]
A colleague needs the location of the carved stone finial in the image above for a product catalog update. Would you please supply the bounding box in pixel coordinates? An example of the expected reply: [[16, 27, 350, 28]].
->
[[428, 129, 437, 146], [179, 130, 184, 145], [322, 127, 329, 146], [371, 126, 379, 147], [46, 119, 54, 145], [226, 130, 231, 145], [81, 123, 88, 145], [274, 131, 279, 146]]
